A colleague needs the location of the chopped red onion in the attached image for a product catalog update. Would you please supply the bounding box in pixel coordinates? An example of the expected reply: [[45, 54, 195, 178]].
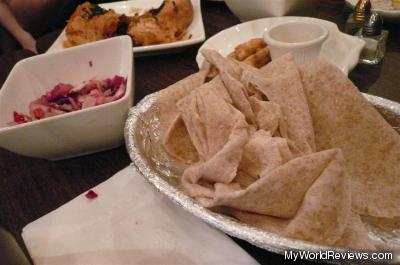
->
[[11, 75, 126, 125], [85, 190, 98, 199]]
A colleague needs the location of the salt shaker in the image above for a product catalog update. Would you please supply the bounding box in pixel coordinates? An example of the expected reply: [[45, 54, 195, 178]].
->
[[356, 12, 388, 65], [345, 0, 371, 35]]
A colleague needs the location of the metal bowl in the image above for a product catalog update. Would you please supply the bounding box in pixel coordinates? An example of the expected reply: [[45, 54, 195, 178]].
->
[[125, 92, 400, 264]]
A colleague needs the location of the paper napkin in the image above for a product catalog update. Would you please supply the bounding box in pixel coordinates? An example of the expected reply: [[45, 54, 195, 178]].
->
[[22, 165, 259, 265]]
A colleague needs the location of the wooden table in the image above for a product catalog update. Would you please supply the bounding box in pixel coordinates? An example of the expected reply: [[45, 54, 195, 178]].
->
[[0, 1, 399, 264]]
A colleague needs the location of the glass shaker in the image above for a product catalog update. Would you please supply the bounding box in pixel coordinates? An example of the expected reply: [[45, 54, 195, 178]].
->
[[345, 0, 371, 35], [356, 12, 388, 65]]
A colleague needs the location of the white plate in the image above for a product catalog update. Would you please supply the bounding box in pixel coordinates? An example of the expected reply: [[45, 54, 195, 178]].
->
[[47, 0, 205, 54], [346, 0, 400, 20], [196, 17, 365, 75]]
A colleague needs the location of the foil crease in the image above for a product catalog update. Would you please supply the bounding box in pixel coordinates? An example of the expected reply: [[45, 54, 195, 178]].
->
[[125, 92, 400, 264]]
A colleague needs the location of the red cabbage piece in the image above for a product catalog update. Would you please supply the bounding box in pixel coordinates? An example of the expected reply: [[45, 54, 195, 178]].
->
[[85, 190, 98, 199], [12, 75, 127, 125]]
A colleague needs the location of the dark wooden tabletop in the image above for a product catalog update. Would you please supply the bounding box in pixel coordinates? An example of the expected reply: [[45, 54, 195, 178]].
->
[[0, 1, 399, 265]]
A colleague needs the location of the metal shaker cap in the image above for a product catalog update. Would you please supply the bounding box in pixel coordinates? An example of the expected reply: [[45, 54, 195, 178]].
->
[[363, 12, 383, 36], [354, 0, 371, 22]]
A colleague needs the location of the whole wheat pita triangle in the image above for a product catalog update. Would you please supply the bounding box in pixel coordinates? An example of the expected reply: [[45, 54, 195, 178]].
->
[[299, 60, 400, 218], [242, 53, 316, 155]]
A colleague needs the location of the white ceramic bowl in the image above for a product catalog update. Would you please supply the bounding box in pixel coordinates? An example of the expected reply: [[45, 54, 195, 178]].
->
[[224, 0, 316, 21], [0, 36, 134, 160], [264, 21, 329, 64]]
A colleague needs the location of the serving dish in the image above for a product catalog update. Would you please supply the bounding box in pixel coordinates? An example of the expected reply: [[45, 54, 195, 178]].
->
[[346, 0, 400, 20], [263, 21, 329, 64], [125, 92, 400, 263], [224, 0, 316, 21], [196, 17, 365, 75], [0, 36, 134, 160], [47, 0, 205, 55]]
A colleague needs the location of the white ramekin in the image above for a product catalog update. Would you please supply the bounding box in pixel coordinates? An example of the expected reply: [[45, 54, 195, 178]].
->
[[263, 21, 329, 64]]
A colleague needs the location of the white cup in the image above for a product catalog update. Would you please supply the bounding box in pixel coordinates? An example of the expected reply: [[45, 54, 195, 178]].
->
[[263, 21, 329, 64]]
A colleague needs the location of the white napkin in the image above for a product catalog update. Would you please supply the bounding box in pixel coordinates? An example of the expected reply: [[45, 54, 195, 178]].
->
[[22, 165, 259, 265]]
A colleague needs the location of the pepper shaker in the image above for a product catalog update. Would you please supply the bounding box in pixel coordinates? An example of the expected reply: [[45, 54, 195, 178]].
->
[[345, 0, 371, 35], [356, 12, 388, 65]]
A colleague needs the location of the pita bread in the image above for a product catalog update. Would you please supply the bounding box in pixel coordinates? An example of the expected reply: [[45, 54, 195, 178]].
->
[[201, 49, 242, 80], [249, 96, 287, 136], [163, 77, 232, 162], [229, 210, 289, 235], [181, 117, 248, 201], [181, 116, 248, 187], [176, 81, 249, 199], [163, 115, 199, 163], [284, 149, 350, 245], [210, 149, 346, 219], [241, 54, 316, 154], [226, 149, 356, 246], [234, 170, 258, 188], [230, 210, 374, 250], [158, 71, 208, 164], [238, 130, 293, 179], [177, 83, 245, 159], [299, 60, 400, 218], [157, 49, 380, 250], [335, 212, 376, 250], [220, 71, 256, 124], [158, 71, 207, 136]]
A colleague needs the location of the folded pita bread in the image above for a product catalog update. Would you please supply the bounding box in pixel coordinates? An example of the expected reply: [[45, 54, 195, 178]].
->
[[284, 149, 350, 245], [299, 60, 400, 218], [242, 54, 316, 155], [158, 71, 208, 136], [177, 82, 245, 160], [176, 81, 249, 200], [210, 149, 347, 219], [163, 115, 199, 163], [201, 49, 242, 80], [335, 212, 376, 250], [249, 96, 288, 137], [181, 116, 248, 195], [225, 149, 369, 248], [159, 71, 208, 164], [220, 71, 256, 124], [163, 76, 232, 164], [238, 130, 293, 179], [157, 49, 379, 250], [231, 210, 374, 250]]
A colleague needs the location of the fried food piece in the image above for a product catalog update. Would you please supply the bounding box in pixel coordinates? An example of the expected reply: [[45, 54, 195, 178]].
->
[[64, 0, 193, 48], [64, 2, 128, 48], [127, 0, 194, 46], [206, 38, 271, 79], [232, 38, 267, 61], [243, 47, 271, 69]]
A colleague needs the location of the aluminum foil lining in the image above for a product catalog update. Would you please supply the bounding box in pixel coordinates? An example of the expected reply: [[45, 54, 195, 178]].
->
[[125, 92, 400, 264]]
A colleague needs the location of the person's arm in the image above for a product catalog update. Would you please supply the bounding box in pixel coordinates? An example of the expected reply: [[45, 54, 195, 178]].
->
[[0, 1, 37, 53]]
